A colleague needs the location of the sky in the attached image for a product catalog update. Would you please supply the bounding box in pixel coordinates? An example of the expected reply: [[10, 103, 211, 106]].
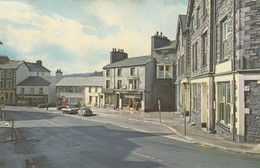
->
[[0, 0, 188, 75]]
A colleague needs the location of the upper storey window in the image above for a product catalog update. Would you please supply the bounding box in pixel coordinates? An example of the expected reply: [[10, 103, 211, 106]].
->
[[196, 6, 200, 27], [157, 64, 172, 78], [106, 70, 111, 77], [221, 18, 228, 61], [130, 68, 135, 76]]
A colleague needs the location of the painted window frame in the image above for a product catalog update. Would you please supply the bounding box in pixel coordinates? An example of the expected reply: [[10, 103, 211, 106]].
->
[[157, 64, 172, 78], [217, 82, 231, 126]]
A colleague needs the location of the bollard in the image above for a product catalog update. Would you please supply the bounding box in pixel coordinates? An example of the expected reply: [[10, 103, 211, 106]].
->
[[11, 116, 14, 141]]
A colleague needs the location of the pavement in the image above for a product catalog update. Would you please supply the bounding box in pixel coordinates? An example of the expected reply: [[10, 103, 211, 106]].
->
[[1, 106, 260, 156]]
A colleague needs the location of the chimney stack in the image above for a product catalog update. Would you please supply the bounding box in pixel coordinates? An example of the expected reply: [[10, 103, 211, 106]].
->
[[36, 60, 42, 66], [56, 69, 63, 79], [151, 31, 170, 56], [110, 48, 128, 63]]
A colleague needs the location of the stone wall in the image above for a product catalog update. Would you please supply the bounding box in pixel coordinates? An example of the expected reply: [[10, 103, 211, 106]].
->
[[236, 0, 260, 70], [245, 80, 260, 143]]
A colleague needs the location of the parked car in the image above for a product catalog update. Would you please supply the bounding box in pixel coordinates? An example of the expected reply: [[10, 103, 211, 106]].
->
[[78, 106, 93, 116], [61, 105, 78, 114]]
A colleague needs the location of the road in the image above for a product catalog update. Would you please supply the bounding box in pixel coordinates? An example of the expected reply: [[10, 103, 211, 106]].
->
[[1, 107, 260, 168]]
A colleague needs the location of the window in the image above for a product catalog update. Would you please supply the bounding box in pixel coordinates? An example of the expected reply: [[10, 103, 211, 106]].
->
[[221, 18, 228, 60], [218, 82, 231, 125], [0, 71, 4, 78], [106, 70, 111, 77], [202, 33, 208, 66], [95, 87, 98, 92], [128, 79, 137, 90], [165, 65, 171, 78], [7, 80, 12, 89], [21, 87, 24, 94], [106, 80, 110, 89], [130, 68, 135, 76], [192, 42, 198, 70], [0, 80, 3, 89], [158, 65, 164, 78], [117, 80, 122, 89], [117, 69, 122, 77], [190, 15, 194, 32], [192, 84, 198, 110], [181, 55, 184, 75], [157, 65, 172, 78], [39, 87, 43, 95], [196, 6, 200, 27], [30, 88, 34, 94], [10, 93, 13, 100], [89, 86, 92, 93], [89, 96, 92, 104], [7, 70, 12, 78], [203, 0, 207, 16]]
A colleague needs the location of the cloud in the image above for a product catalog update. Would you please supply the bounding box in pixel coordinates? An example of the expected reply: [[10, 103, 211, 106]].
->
[[0, 0, 188, 75]]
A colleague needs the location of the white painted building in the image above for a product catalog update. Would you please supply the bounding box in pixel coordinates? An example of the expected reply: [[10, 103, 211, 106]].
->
[[56, 76, 103, 106]]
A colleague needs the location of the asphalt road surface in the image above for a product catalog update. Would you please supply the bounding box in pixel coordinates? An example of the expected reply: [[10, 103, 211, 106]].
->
[[1, 107, 260, 168]]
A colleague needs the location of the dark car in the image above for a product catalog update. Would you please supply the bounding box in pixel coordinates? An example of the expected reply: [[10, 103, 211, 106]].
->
[[78, 106, 93, 116]]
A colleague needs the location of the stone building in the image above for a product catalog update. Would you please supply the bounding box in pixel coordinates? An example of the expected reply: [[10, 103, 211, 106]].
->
[[214, 0, 260, 142], [175, 15, 191, 115], [186, 0, 215, 131], [178, 0, 260, 142]]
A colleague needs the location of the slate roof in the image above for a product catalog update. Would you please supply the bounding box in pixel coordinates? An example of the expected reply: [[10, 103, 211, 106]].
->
[[0, 60, 24, 69], [17, 76, 51, 86], [25, 62, 51, 72], [103, 56, 153, 69], [44, 76, 62, 85], [153, 41, 176, 51], [56, 76, 103, 87]]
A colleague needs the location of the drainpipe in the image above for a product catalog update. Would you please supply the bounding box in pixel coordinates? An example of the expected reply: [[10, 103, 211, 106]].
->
[[232, 0, 236, 141], [210, 0, 217, 132]]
